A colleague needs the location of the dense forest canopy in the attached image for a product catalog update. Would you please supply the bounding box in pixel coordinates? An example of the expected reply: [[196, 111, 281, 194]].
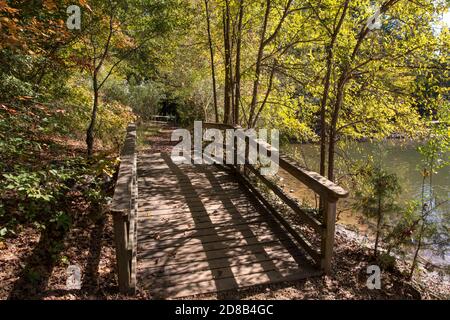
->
[[1, 0, 448, 171]]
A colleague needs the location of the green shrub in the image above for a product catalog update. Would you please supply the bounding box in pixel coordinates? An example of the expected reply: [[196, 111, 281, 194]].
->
[[378, 252, 397, 271], [0, 74, 35, 101], [96, 101, 135, 151]]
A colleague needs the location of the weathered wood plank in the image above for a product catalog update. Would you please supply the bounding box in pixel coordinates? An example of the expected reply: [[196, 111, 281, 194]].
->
[[138, 207, 255, 220], [139, 240, 298, 266], [138, 231, 294, 257], [139, 214, 266, 233], [111, 124, 137, 212], [138, 181, 239, 192], [138, 199, 254, 214], [138, 227, 293, 252], [202, 122, 348, 200], [137, 192, 247, 207], [136, 148, 321, 298], [138, 237, 294, 260], [139, 246, 303, 275], [143, 259, 308, 288], [141, 175, 235, 185], [147, 268, 319, 299], [278, 155, 348, 200], [139, 217, 284, 241], [321, 200, 337, 274]]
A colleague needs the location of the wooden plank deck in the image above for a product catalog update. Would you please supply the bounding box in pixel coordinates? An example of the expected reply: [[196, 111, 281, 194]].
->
[[136, 152, 320, 298]]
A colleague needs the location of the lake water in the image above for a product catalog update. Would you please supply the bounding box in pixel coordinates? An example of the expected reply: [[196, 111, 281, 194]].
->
[[282, 139, 449, 267]]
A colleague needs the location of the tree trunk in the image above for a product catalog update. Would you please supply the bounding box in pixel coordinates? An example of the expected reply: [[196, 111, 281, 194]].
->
[[409, 222, 425, 279], [327, 73, 347, 181], [86, 74, 99, 157], [223, 2, 233, 124], [234, 0, 244, 125], [325, 0, 400, 182], [252, 61, 275, 128], [248, 0, 270, 128], [409, 166, 431, 279], [204, 0, 219, 123], [374, 196, 382, 257], [318, 0, 349, 177], [319, 0, 351, 180], [319, 54, 330, 177]]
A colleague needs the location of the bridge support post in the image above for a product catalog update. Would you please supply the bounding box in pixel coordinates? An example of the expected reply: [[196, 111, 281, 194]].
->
[[321, 199, 337, 274], [112, 210, 131, 293]]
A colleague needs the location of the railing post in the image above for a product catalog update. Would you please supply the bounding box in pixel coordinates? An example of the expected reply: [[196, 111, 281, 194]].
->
[[321, 199, 337, 274], [112, 210, 131, 293]]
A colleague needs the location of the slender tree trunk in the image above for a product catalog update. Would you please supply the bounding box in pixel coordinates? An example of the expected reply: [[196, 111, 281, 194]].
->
[[248, 0, 270, 128], [204, 0, 219, 123], [234, 0, 244, 125], [223, 2, 232, 124], [325, 0, 402, 181], [319, 52, 331, 177], [252, 61, 275, 128], [85, 10, 114, 156], [410, 157, 434, 279], [86, 73, 99, 156], [327, 73, 347, 181], [374, 196, 382, 257], [248, 0, 292, 127], [409, 221, 424, 279], [318, 0, 350, 177]]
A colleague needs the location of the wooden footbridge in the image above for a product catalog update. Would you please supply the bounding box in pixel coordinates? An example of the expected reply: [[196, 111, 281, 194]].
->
[[110, 123, 348, 298]]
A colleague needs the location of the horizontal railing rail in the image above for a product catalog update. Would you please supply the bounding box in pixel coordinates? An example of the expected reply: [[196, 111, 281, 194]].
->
[[110, 123, 138, 293]]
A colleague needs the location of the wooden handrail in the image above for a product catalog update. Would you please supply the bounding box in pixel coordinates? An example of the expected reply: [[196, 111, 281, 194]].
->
[[203, 122, 348, 200], [245, 164, 323, 234], [279, 156, 348, 200], [110, 123, 137, 294], [235, 170, 322, 263], [201, 122, 348, 274], [111, 124, 137, 211]]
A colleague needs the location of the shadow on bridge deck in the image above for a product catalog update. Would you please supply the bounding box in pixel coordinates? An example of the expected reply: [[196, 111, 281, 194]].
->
[[136, 152, 320, 299]]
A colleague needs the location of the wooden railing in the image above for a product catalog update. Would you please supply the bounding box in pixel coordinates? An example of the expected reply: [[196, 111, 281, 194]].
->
[[202, 122, 348, 274], [110, 123, 138, 293]]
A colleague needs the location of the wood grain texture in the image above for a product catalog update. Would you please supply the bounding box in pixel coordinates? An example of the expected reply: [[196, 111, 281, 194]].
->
[[136, 152, 319, 298]]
